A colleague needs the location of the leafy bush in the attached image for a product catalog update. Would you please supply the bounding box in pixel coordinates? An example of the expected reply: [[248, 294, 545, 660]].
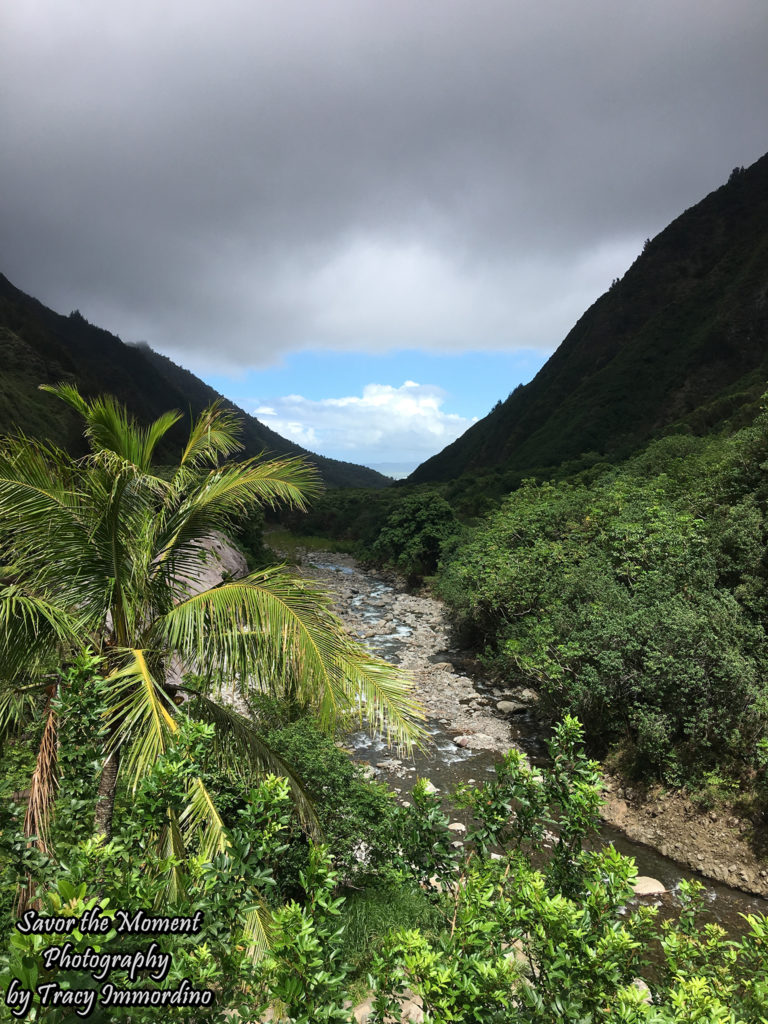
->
[[370, 492, 460, 583], [3, 715, 768, 1021], [263, 717, 400, 891], [367, 719, 768, 1023], [437, 438, 768, 788]]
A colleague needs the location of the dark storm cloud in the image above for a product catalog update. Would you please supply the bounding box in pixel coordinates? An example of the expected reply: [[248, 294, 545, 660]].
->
[[2, 0, 767, 366]]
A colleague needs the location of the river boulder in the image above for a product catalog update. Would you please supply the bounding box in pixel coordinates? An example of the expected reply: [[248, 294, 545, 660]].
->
[[632, 876, 666, 895]]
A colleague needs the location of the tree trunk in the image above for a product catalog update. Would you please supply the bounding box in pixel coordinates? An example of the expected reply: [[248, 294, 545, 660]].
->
[[94, 746, 120, 840]]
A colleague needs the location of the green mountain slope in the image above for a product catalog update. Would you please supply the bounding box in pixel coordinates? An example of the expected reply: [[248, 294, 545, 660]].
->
[[0, 274, 389, 488], [410, 153, 768, 484]]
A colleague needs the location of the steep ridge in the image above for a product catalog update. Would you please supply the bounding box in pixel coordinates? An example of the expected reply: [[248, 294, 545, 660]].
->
[[411, 152, 768, 483], [0, 274, 389, 488]]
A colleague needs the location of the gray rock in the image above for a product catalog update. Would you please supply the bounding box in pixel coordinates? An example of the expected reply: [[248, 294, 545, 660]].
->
[[509, 687, 539, 704], [453, 732, 498, 750], [632, 979, 652, 1005], [496, 700, 526, 715]]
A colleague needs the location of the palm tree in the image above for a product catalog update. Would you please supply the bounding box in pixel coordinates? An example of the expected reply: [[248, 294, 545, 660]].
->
[[0, 384, 424, 865]]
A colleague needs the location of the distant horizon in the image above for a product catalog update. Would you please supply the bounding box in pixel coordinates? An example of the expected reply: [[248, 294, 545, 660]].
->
[[364, 462, 418, 481]]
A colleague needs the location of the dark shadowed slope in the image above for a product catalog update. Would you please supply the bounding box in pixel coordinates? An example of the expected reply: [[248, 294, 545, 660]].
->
[[411, 154, 768, 484], [0, 274, 389, 488]]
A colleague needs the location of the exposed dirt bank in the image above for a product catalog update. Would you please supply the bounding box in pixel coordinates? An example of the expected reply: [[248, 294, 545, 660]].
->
[[601, 776, 768, 897], [295, 547, 768, 899]]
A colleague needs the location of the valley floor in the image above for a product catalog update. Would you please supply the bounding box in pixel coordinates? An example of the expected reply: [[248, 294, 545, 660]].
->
[[294, 545, 768, 901]]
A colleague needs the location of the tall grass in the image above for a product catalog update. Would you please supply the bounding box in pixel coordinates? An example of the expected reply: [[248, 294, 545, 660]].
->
[[337, 878, 441, 977], [265, 528, 357, 562]]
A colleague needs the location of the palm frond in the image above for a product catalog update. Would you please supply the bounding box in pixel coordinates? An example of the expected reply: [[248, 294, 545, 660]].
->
[[155, 569, 337, 696], [0, 432, 78, 496], [329, 645, 428, 756], [188, 457, 323, 511], [23, 693, 58, 851], [38, 381, 90, 417], [157, 807, 187, 906], [0, 441, 119, 619], [141, 410, 185, 468], [177, 774, 272, 960], [0, 683, 45, 740], [104, 650, 178, 787], [40, 384, 182, 470], [178, 403, 244, 469], [180, 776, 230, 862], [0, 587, 83, 680], [241, 902, 272, 962], [154, 458, 322, 571], [157, 568, 426, 751], [0, 461, 88, 559]]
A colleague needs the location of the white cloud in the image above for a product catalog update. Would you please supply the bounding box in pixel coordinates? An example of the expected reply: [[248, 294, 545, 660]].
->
[[254, 381, 476, 472], [250, 233, 643, 361]]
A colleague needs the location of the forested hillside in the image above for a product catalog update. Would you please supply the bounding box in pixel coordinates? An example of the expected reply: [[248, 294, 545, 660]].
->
[[0, 273, 389, 489], [411, 152, 768, 484]]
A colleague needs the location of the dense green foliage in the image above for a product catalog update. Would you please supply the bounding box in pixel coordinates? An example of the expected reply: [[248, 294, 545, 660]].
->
[[437, 417, 768, 789], [370, 493, 460, 583], [260, 714, 401, 892], [301, 392, 768, 795], [3, 712, 767, 1021], [281, 487, 402, 551], [412, 152, 768, 483]]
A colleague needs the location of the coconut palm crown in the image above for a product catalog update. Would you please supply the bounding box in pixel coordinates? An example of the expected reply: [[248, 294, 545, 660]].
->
[[0, 384, 425, 860]]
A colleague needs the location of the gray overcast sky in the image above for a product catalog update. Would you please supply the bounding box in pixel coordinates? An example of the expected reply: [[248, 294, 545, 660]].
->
[[2, 0, 767, 375]]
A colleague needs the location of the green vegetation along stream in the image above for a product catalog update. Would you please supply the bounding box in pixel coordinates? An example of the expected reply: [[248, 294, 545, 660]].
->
[[301, 552, 768, 937]]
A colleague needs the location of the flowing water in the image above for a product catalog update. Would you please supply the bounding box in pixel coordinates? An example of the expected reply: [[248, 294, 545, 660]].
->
[[306, 555, 768, 935]]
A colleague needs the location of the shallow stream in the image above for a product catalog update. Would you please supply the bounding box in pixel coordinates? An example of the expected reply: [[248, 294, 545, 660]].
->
[[306, 555, 768, 935]]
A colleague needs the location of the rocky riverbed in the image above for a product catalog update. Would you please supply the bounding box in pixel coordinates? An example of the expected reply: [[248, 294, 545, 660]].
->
[[300, 552, 526, 755], [296, 549, 768, 903]]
